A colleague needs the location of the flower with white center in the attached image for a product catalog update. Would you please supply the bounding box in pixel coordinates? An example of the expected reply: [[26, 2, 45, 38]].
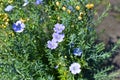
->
[[69, 62, 81, 74], [12, 20, 25, 33], [4, 5, 13, 12]]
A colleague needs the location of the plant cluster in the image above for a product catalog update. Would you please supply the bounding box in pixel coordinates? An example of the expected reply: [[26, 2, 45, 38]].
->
[[0, 0, 118, 80]]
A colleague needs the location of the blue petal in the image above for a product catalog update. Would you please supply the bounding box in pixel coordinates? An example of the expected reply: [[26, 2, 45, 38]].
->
[[73, 48, 82, 56]]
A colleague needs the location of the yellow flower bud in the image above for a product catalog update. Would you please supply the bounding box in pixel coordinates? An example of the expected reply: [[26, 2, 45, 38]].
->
[[20, 18, 26, 23], [0, 3, 3, 5], [57, 16, 60, 20], [76, 6, 80, 10], [48, 16, 51, 18], [6, 19, 9, 22], [8, 0, 13, 4], [11, 32, 14, 36], [56, 1, 60, 6], [71, 25, 74, 27], [62, 6, 66, 11], [86, 3, 94, 9], [5, 22, 8, 25], [3, 25, 6, 28], [55, 8, 58, 11], [3, 17, 7, 21], [78, 16, 82, 20], [59, 62, 62, 65], [4, 13, 8, 17], [27, 18, 30, 21], [79, 12, 84, 16], [67, 9, 71, 14], [4, 40, 7, 42]]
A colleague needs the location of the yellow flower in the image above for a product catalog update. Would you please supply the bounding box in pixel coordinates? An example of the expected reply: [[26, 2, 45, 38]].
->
[[76, 6, 80, 10], [86, 3, 94, 9], [56, 1, 60, 6], [79, 12, 84, 16], [67, 9, 71, 14], [78, 16, 82, 20], [62, 6, 66, 11]]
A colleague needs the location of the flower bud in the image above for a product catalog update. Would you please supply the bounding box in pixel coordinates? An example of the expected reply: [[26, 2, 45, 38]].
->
[[86, 3, 94, 9], [79, 12, 84, 16], [57, 16, 60, 20], [78, 16, 82, 20], [62, 6, 66, 11], [76, 6, 80, 10], [67, 9, 71, 14], [56, 1, 60, 6], [20, 18, 26, 23]]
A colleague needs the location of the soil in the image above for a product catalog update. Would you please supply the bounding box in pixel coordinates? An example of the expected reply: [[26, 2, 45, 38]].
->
[[96, 0, 120, 79]]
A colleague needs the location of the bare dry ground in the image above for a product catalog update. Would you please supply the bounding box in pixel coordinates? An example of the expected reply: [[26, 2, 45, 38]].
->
[[96, 0, 120, 79], [97, 0, 120, 43]]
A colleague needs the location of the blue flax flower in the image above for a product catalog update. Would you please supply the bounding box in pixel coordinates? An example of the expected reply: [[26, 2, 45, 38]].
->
[[4, 5, 13, 12], [69, 62, 81, 74], [52, 33, 65, 42], [35, 0, 43, 5], [12, 21, 25, 33], [73, 48, 82, 56], [53, 23, 65, 33], [47, 40, 58, 49]]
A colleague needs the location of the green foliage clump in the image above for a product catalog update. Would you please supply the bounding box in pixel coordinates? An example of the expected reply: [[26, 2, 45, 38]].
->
[[0, 0, 118, 80]]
